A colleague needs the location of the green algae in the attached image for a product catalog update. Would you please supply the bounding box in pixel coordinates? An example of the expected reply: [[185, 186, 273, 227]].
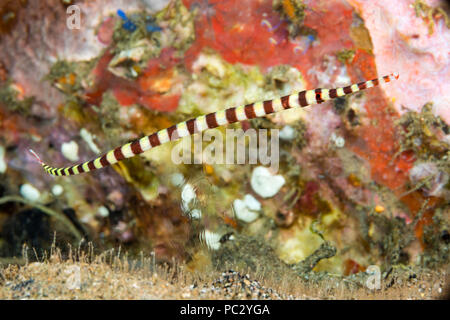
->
[[59, 96, 90, 125], [336, 49, 356, 64], [97, 91, 122, 143], [272, 0, 307, 38], [370, 213, 415, 266], [154, 0, 196, 52], [211, 232, 339, 282], [179, 56, 304, 117], [112, 14, 152, 55], [211, 233, 298, 279], [110, 0, 195, 79], [350, 15, 374, 55], [0, 80, 34, 115], [291, 120, 308, 149], [178, 51, 266, 115], [45, 60, 77, 83], [396, 103, 449, 161], [45, 59, 97, 95], [413, 0, 450, 35], [293, 241, 337, 274], [419, 207, 450, 268], [395, 103, 449, 195]]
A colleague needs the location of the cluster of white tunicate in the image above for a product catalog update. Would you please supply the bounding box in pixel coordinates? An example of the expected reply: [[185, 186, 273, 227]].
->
[[51, 184, 64, 196], [233, 194, 261, 223], [97, 206, 110, 218], [20, 183, 41, 202], [330, 132, 345, 148], [250, 166, 285, 198], [61, 141, 80, 162], [279, 125, 296, 141]]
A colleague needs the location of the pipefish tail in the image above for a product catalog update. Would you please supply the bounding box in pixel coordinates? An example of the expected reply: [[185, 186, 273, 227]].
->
[[30, 73, 399, 176]]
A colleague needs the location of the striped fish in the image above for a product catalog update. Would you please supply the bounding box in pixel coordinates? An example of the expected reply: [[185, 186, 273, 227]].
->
[[30, 73, 399, 176]]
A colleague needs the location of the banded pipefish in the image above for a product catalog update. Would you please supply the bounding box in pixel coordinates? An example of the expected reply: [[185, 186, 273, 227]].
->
[[30, 73, 399, 176]]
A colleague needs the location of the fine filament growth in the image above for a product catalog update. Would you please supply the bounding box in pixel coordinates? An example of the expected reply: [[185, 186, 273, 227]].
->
[[30, 73, 399, 176]]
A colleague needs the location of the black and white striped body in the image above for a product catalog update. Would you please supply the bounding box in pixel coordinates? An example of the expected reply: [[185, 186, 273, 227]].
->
[[31, 73, 399, 176]]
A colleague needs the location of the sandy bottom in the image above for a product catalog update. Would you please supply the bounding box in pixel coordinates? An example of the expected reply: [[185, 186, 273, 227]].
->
[[0, 251, 448, 300]]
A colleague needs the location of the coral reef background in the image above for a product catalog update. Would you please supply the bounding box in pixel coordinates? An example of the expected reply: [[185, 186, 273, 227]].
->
[[0, 0, 448, 298]]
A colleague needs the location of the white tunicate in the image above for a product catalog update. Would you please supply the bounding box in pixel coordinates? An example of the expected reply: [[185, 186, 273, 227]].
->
[[233, 199, 255, 223], [97, 206, 109, 218], [330, 132, 345, 148], [80, 128, 100, 154], [61, 141, 80, 162], [52, 184, 64, 196], [20, 183, 41, 202], [233, 194, 261, 223], [189, 209, 202, 220], [170, 173, 185, 187], [250, 166, 285, 198], [80, 215, 92, 224], [0, 145, 6, 174], [279, 125, 296, 141], [243, 194, 261, 211], [181, 183, 196, 205], [335, 136, 345, 148]]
